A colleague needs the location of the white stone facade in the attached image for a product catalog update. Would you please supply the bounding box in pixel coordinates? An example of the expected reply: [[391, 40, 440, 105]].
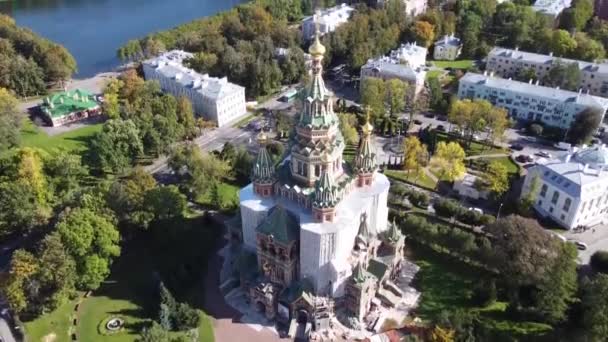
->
[[486, 47, 608, 98], [532, 0, 572, 18], [521, 145, 608, 229], [403, 0, 428, 16], [433, 34, 462, 61], [301, 4, 354, 41], [239, 174, 390, 293], [458, 72, 608, 129], [142, 50, 247, 127], [360, 44, 428, 96]]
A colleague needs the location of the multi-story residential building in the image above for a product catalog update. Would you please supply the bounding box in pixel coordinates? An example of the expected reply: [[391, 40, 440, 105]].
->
[[389, 42, 427, 68], [433, 34, 462, 61], [521, 144, 608, 229], [486, 47, 608, 97], [458, 72, 608, 129], [360, 43, 427, 96], [301, 4, 354, 41], [532, 0, 573, 18], [372, 0, 428, 16], [142, 50, 246, 128]]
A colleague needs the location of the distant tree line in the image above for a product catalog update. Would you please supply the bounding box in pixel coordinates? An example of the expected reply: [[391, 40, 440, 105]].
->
[[0, 14, 76, 97]]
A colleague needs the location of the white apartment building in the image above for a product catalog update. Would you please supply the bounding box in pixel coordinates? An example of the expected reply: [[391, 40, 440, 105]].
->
[[302, 4, 355, 41], [373, 0, 427, 16], [389, 42, 427, 68], [433, 34, 462, 61], [487, 47, 608, 97], [522, 144, 608, 229], [458, 72, 608, 129], [532, 0, 572, 18], [360, 44, 428, 96], [142, 50, 246, 128]]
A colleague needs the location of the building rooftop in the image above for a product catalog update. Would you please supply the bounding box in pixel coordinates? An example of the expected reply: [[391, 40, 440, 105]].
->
[[532, 0, 572, 16], [40, 89, 99, 119], [460, 72, 608, 109], [389, 42, 427, 67], [143, 50, 244, 100], [302, 3, 354, 26], [435, 34, 461, 47], [488, 47, 608, 72], [256, 205, 300, 244], [362, 57, 426, 81]]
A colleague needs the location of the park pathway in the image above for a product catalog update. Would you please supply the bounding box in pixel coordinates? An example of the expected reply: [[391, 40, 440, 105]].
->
[[464, 153, 509, 160]]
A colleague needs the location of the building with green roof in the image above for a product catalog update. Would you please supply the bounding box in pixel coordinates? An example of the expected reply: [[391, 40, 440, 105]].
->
[[40, 89, 101, 127]]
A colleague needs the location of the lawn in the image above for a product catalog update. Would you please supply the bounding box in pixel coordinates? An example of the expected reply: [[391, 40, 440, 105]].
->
[[411, 245, 553, 339], [482, 156, 520, 175], [425, 70, 443, 80], [384, 169, 437, 190], [435, 132, 507, 157], [26, 216, 219, 342], [24, 296, 80, 342], [20, 119, 102, 154], [432, 59, 475, 70], [195, 182, 240, 209]]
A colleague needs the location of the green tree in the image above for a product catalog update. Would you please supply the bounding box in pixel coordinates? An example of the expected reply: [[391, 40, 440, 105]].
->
[[0, 181, 48, 236], [549, 30, 577, 57], [581, 274, 608, 340], [515, 68, 538, 83], [176, 96, 197, 139], [568, 108, 602, 145], [144, 185, 187, 220], [0, 249, 38, 314], [107, 168, 157, 227], [459, 13, 482, 57], [480, 160, 509, 196], [385, 79, 408, 116], [44, 152, 88, 206], [430, 142, 466, 182], [56, 208, 120, 290], [35, 232, 77, 313], [572, 33, 605, 61], [138, 322, 170, 342], [402, 136, 428, 177], [339, 113, 359, 146], [428, 76, 447, 113], [543, 62, 582, 91], [360, 78, 386, 120], [0, 88, 22, 152], [41, 45, 77, 86], [560, 0, 594, 31], [89, 119, 143, 174]]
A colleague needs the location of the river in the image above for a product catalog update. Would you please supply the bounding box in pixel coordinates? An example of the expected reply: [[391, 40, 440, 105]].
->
[[0, 0, 245, 77]]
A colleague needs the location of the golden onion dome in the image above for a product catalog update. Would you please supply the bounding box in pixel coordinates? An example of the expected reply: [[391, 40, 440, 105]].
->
[[309, 35, 326, 56], [362, 108, 374, 135], [257, 131, 268, 145]]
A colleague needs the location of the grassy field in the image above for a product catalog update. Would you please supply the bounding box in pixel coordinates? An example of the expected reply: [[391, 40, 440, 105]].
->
[[425, 70, 444, 80], [435, 132, 507, 157], [23, 297, 80, 342], [432, 60, 475, 70], [482, 156, 520, 175], [196, 182, 240, 209], [384, 169, 437, 190], [412, 245, 553, 339], [26, 216, 218, 342], [20, 119, 102, 154]]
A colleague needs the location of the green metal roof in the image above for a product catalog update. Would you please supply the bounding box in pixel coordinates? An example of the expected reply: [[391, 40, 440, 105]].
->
[[385, 219, 402, 244], [279, 278, 314, 303], [352, 261, 367, 284], [40, 89, 99, 119], [314, 171, 338, 208], [368, 259, 389, 281], [253, 145, 275, 182], [256, 206, 300, 244]]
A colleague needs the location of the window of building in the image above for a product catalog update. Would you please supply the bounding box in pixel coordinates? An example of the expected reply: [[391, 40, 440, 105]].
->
[[540, 184, 548, 197], [590, 199, 595, 209], [315, 165, 320, 177], [549, 207, 554, 213], [560, 214, 565, 220], [563, 198, 571, 212], [551, 191, 559, 204], [538, 200, 543, 206], [582, 201, 587, 212]]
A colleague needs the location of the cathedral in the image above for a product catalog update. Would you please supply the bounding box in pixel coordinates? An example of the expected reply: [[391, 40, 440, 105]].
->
[[236, 30, 405, 330]]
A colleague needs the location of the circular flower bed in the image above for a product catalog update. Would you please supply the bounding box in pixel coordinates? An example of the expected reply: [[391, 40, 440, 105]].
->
[[98, 316, 125, 336]]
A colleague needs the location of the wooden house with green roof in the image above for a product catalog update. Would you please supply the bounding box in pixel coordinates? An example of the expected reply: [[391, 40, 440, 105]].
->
[[40, 89, 101, 127]]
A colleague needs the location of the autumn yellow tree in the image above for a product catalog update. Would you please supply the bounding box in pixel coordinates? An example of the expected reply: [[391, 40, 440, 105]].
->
[[414, 20, 435, 48], [480, 160, 509, 196], [1, 249, 38, 314], [430, 141, 466, 182], [402, 136, 429, 178], [428, 325, 456, 342]]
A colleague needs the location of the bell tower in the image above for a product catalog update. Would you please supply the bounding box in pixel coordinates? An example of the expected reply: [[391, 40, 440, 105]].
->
[[252, 132, 276, 197], [290, 15, 345, 188], [354, 109, 378, 187]]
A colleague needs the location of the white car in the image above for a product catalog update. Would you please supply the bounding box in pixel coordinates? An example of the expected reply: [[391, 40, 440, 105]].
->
[[468, 207, 483, 214], [535, 151, 552, 158]]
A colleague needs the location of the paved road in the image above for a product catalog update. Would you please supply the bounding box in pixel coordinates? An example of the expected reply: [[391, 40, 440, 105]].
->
[[0, 317, 16, 342]]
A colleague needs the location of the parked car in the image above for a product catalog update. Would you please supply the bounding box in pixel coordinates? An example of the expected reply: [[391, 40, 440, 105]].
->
[[424, 113, 436, 118], [436, 125, 446, 132], [535, 151, 552, 158], [515, 154, 534, 163], [413, 119, 422, 125], [570, 240, 588, 250], [437, 115, 448, 121], [510, 143, 524, 151], [554, 142, 571, 150], [468, 207, 483, 214]]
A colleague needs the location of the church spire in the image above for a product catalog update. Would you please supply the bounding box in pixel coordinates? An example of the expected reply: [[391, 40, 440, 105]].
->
[[354, 108, 377, 187], [355, 212, 372, 246], [252, 132, 276, 197], [386, 218, 402, 244], [314, 171, 337, 208], [352, 261, 367, 284]]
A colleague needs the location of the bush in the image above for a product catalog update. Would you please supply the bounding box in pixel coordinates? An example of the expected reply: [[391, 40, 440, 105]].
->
[[591, 251, 608, 273], [528, 123, 544, 136], [409, 190, 430, 208], [458, 209, 483, 225], [174, 303, 200, 331], [472, 278, 497, 306], [391, 183, 408, 196], [434, 199, 464, 218], [480, 214, 495, 225]]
